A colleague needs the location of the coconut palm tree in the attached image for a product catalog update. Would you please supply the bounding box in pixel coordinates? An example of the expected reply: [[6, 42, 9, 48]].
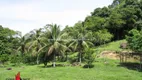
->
[[44, 24, 69, 67], [69, 24, 94, 63], [27, 28, 44, 64], [17, 32, 31, 56]]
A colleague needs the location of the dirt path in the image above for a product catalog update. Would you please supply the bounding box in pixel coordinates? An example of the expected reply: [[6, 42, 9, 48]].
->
[[99, 51, 119, 60]]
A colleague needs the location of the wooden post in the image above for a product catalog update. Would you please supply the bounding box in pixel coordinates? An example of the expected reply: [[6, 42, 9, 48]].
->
[[125, 53, 127, 63], [122, 54, 124, 63], [120, 53, 122, 63], [119, 53, 121, 63]]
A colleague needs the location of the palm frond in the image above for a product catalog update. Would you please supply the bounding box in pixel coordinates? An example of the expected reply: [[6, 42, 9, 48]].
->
[[68, 41, 76, 48], [27, 40, 37, 51], [82, 41, 89, 48], [87, 41, 94, 47], [60, 44, 69, 52], [37, 45, 48, 53], [17, 46, 21, 51], [58, 32, 68, 41]]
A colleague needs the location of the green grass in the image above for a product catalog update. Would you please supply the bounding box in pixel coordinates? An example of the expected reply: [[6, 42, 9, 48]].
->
[[94, 40, 127, 52], [0, 59, 142, 80]]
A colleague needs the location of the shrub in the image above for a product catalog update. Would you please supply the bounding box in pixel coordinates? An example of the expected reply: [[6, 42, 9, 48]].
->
[[83, 64, 94, 68], [83, 48, 95, 68], [0, 54, 9, 65], [22, 54, 36, 65], [68, 52, 78, 63], [9, 54, 22, 66]]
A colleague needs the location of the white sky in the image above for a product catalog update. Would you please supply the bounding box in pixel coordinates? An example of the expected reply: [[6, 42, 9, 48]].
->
[[0, 0, 113, 35]]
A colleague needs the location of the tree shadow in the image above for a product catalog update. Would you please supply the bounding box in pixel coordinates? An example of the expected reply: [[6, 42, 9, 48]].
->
[[117, 62, 142, 72], [83, 64, 94, 68]]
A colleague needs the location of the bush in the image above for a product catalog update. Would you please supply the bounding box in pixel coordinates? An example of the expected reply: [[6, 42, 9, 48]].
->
[[83, 64, 94, 68], [9, 54, 22, 66], [68, 52, 78, 63], [22, 54, 37, 65], [0, 54, 9, 65], [83, 48, 95, 68]]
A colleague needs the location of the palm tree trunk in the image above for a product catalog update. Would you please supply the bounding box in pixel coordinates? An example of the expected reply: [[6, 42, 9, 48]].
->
[[21, 45, 25, 57], [66, 52, 68, 61], [36, 45, 39, 65], [53, 53, 56, 67], [79, 52, 81, 63], [36, 56, 39, 65], [57, 55, 60, 61]]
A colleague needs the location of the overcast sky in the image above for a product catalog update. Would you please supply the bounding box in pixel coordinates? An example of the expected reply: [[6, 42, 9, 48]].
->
[[0, 0, 113, 35]]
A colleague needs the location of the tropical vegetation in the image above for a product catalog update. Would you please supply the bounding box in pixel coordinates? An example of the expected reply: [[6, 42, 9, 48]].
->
[[1, 0, 142, 79]]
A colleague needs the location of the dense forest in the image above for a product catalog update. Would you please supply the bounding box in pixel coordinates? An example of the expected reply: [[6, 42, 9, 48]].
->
[[0, 0, 142, 67]]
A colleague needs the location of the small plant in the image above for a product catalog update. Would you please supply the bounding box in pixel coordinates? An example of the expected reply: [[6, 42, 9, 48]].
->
[[83, 48, 95, 68], [68, 52, 78, 63]]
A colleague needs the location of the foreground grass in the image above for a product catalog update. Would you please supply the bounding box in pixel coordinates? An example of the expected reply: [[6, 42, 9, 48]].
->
[[0, 59, 142, 80]]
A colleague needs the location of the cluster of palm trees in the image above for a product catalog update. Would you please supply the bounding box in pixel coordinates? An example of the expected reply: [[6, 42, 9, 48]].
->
[[18, 23, 94, 67]]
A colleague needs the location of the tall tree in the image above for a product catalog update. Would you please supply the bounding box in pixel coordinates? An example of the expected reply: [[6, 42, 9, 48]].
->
[[44, 24, 69, 67], [0, 25, 17, 55], [106, 10, 125, 40], [28, 28, 44, 64], [69, 22, 94, 63], [17, 32, 31, 56]]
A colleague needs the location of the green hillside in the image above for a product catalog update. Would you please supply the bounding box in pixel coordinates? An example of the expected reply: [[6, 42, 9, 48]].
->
[[94, 40, 127, 52]]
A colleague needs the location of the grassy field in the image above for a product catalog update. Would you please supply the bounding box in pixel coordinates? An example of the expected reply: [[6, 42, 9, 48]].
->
[[0, 58, 142, 80], [94, 40, 127, 52]]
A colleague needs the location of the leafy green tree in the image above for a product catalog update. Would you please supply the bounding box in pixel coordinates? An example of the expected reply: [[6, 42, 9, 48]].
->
[[106, 10, 125, 40], [91, 7, 110, 18], [0, 26, 23, 66], [84, 16, 105, 31], [0, 25, 17, 55], [126, 29, 142, 70], [126, 29, 142, 52], [93, 29, 113, 45]]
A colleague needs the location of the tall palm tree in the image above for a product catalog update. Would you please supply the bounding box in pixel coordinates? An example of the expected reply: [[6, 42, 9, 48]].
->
[[28, 28, 44, 64], [69, 24, 94, 63], [17, 32, 31, 56], [62, 26, 76, 61], [44, 24, 69, 67]]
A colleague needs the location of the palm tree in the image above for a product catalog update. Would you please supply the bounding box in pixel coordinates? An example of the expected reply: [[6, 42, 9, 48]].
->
[[69, 23, 94, 63], [44, 24, 69, 67], [28, 28, 44, 64], [17, 32, 31, 56]]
